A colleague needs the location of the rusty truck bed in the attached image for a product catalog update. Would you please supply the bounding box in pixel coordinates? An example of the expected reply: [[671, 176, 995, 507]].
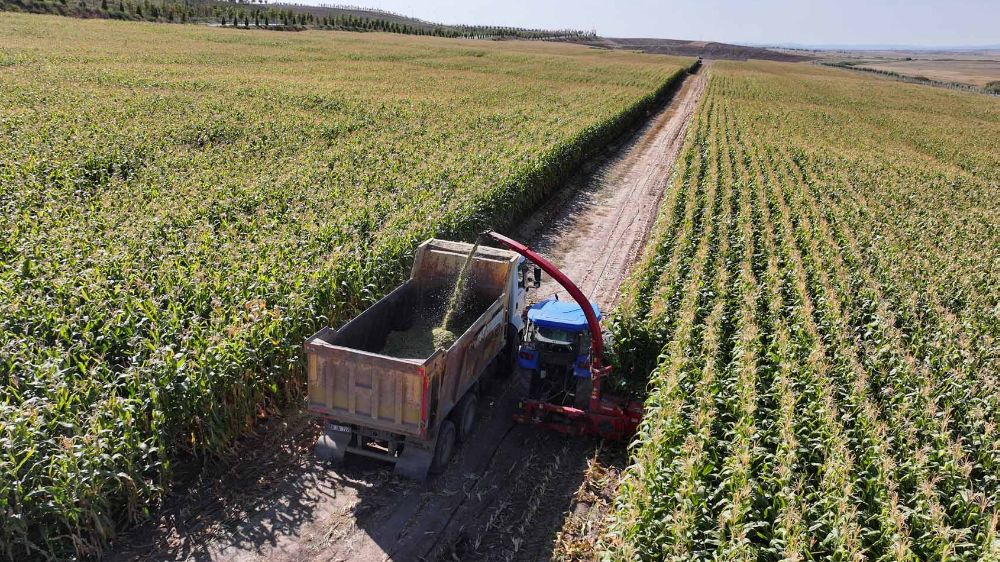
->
[[304, 240, 520, 476]]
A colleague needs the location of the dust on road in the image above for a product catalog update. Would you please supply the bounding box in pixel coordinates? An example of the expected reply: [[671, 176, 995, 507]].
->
[[108, 64, 708, 562]]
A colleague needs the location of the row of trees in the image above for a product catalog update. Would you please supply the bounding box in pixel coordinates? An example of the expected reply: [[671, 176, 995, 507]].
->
[[824, 61, 1000, 96], [107, 0, 194, 22], [214, 7, 595, 40], [0, 0, 598, 39], [0, 0, 203, 22]]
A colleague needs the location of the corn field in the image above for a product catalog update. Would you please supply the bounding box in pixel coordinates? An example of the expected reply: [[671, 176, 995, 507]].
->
[[605, 61, 999, 560], [0, 14, 694, 559]]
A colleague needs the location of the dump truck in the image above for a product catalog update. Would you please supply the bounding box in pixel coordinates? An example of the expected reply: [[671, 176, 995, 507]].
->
[[306, 233, 642, 480], [304, 238, 538, 479]]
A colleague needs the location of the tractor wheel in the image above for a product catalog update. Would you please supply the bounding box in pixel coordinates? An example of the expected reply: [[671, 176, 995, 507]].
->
[[453, 393, 478, 443], [574, 377, 592, 410], [430, 420, 456, 474], [528, 369, 542, 399]]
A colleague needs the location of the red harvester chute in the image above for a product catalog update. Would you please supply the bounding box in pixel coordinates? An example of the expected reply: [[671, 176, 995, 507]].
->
[[483, 231, 643, 441]]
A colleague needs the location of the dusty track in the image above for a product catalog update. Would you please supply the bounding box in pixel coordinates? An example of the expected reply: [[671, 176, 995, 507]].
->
[[109, 65, 706, 562]]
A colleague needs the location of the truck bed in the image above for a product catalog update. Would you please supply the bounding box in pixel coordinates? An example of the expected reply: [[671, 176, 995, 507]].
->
[[305, 240, 518, 442]]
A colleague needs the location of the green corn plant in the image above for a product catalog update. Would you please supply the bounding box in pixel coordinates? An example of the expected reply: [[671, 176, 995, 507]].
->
[[0, 13, 699, 560], [598, 61, 998, 562]]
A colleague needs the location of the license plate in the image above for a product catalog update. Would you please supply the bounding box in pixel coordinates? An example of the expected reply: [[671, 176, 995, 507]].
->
[[326, 423, 352, 434]]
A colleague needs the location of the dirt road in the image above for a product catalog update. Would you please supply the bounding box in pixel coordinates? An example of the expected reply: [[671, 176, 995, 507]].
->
[[109, 65, 706, 562]]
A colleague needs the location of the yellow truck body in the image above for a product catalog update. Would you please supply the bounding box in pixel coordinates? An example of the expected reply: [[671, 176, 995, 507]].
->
[[305, 239, 527, 478]]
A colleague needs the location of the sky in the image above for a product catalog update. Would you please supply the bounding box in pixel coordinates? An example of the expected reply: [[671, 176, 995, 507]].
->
[[313, 0, 999, 47]]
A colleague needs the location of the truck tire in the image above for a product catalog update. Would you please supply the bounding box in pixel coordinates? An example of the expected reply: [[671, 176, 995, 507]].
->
[[430, 420, 457, 474], [500, 325, 520, 377], [482, 357, 502, 396], [453, 393, 478, 443]]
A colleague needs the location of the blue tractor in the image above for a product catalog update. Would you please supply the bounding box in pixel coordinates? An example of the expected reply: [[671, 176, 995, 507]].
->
[[517, 298, 601, 410], [486, 230, 641, 440]]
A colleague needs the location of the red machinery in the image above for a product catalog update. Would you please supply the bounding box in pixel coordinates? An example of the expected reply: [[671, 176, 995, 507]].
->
[[483, 231, 643, 441]]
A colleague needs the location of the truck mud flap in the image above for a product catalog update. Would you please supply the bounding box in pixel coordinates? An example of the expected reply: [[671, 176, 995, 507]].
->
[[394, 445, 433, 480], [314, 426, 352, 464]]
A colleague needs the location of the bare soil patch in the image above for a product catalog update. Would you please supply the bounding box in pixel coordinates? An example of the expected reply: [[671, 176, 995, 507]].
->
[[570, 36, 811, 62]]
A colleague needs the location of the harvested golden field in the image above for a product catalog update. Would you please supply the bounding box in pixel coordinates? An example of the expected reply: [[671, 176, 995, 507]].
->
[[858, 58, 1000, 88], [0, 13, 693, 559], [605, 61, 999, 560]]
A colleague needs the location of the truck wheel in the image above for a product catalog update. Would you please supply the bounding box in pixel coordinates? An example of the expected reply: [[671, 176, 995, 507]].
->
[[431, 420, 457, 474], [500, 325, 520, 377], [482, 357, 501, 396], [453, 393, 478, 443]]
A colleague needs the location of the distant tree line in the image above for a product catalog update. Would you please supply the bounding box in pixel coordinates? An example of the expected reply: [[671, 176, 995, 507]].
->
[[212, 1, 595, 40], [0, 0, 597, 41], [823, 61, 1000, 97], [2, 0, 218, 23]]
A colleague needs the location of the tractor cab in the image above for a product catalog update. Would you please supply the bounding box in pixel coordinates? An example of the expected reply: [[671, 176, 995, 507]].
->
[[517, 298, 601, 409]]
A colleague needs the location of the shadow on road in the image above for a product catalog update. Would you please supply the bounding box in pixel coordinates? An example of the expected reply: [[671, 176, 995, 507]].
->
[[108, 372, 592, 562], [108, 412, 403, 561]]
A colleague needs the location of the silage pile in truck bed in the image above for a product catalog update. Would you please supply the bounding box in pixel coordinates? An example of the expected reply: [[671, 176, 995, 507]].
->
[[380, 295, 490, 358], [382, 241, 488, 358]]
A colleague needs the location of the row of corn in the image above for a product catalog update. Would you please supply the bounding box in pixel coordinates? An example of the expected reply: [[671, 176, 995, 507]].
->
[[0, 14, 696, 560], [604, 61, 999, 561]]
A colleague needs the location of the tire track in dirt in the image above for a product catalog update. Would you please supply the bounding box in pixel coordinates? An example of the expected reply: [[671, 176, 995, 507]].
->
[[108, 64, 707, 562], [518, 66, 706, 312], [423, 64, 707, 562]]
